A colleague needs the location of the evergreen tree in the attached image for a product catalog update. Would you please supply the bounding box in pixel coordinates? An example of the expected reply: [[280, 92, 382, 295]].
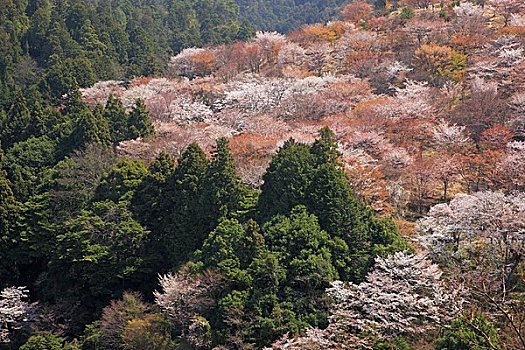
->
[[39, 55, 77, 101], [306, 163, 371, 280], [48, 200, 150, 309], [20, 333, 68, 350], [132, 151, 177, 231], [310, 126, 340, 165], [4, 136, 58, 201], [194, 0, 241, 45], [199, 217, 253, 285], [200, 138, 245, 230], [62, 87, 86, 116], [257, 139, 316, 222], [1, 92, 35, 149], [73, 104, 112, 149], [0, 146, 19, 287], [0, 147, 14, 235], [94, 158, 148, 203], [158, 143, 208, 267], [104, 95, 129, 145], [259, 129, 408, 281], [79, 19, 106, 53], [168, 0, 202, 52], [128, 99, 155, 140]]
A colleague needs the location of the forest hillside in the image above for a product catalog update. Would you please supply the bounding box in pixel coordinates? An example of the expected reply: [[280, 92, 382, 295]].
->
[[1, 1, 525, 350]]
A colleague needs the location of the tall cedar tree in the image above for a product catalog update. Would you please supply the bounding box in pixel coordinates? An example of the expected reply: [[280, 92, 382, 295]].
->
[[258, 139, 316, 221], [94, 158, 148, 203], [0, 146, 19, 287], [199, 138, 245, 231], [104, 95, 129, 145], [158, 143, 208, 268], [132, 151, 177, 231], [128, 98, 155, 140]]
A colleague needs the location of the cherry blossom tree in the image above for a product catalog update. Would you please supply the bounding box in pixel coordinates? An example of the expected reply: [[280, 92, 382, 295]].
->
[[155, 270, 222, 346], [253, 31, 286, 65], [454, 2, 484, 17], [418, 191, 525, 292], [497, 141, 525, 191], [266, 253, 464, 349], [373, 80, 434, 119], [326, 253, 465, 338], [170, 48, 217, 79], [0, 286, 31, 343]]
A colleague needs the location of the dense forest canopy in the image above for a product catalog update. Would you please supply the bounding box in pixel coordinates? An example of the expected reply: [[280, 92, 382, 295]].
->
[[236, 0, 350, 33], [1, 0, 525, 349], [0, 0, 254, 105]]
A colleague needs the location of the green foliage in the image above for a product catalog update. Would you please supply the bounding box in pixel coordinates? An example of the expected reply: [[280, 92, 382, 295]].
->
[[374, 337, 412, 350], [435, 314, 501, 350], [48, 201, 149, 306], [20, 333, 67, 350], [128, 99, 155, 140], [95, 158, 148, 203], [73, 105, 112, 149], [140, 143, 209, 270], [0, 150, 19, 287], [236, 0, 348, 33], [259, 129, 409, 281], [199, 138, 246, 229], [0, 92, 45, 149], [104, 95, 129, 145], [196, 206, 338, 347], [400, 6, 414, 20], [0, 150, 15, 235], [258, 139, 316, 221], [132, 151, 177, 230], [3, 135, 58, 200], [263, 206, 338, 287], [200, 218, 255, 285]]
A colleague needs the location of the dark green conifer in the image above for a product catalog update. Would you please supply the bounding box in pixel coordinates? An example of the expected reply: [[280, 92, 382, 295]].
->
[[200, 138, 245, 227], [104, 95, 129, 145], [257, 139, 316, 222], [94, 158, 148, 203], [159, 143, 208, 266], [128, 99, 155, 140], [132, 151, 176, 230], [74, 104, 111, 149]]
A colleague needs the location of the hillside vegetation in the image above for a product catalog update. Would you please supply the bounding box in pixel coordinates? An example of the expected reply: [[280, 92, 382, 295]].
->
[[1, 1, 525, 350], [236, 0, 350, 32]]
